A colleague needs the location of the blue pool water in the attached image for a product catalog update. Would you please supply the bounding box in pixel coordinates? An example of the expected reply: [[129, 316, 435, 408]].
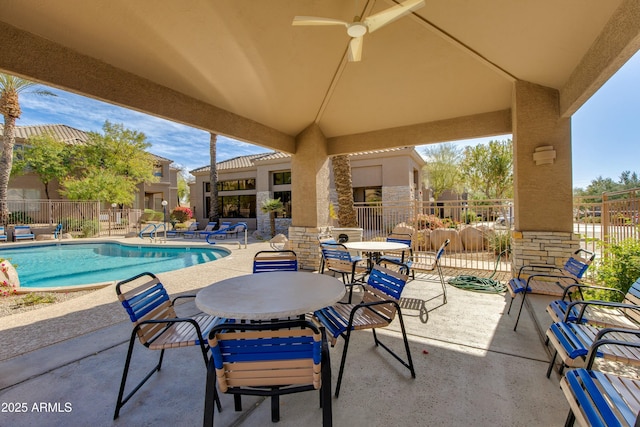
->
[[0, 243, 228, 288]]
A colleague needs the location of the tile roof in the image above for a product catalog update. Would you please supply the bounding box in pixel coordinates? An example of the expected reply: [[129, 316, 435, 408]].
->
[[190, 147, 419, 173], [0, 124, 89, 144], [0, 124, 171, 162]]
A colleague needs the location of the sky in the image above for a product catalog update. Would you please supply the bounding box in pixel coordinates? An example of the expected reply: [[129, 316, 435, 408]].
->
[[13, 50, 640, 189]]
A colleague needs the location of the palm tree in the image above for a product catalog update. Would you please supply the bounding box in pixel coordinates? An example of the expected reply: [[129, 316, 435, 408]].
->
[[0, 74, 55, 224], [260, 198, 283, 238], [208, 133, 219, 228], [331, 155, 358, 227]]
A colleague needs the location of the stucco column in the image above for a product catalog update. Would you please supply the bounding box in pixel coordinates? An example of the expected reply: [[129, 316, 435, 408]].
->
[[511, 81, 580, 271], [288, 123, 332, 270]]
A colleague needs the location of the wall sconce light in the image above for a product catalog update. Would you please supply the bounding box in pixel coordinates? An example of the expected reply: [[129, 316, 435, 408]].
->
[[533, 145, 556, 165]]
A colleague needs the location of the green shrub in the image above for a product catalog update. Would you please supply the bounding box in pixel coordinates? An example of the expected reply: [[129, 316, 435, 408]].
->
[[487, 230, 511, 255], [8, 211, 33, 224], [592, 238, 640, 302], [81, 220, 100, 237], [415, 214, 444, 230]]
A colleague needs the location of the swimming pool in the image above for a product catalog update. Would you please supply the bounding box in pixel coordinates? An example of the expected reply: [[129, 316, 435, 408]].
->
[[0, 242, 229, 289]]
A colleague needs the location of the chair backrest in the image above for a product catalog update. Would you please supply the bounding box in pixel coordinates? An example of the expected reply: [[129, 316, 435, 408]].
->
[[434, 239, 451, 261], [116, 272, 177, 345], [208, 320, 323, 392], [253, 250, 298, 273], [386, 233, 412, 246], [203, 222, 217, 232], [563, 249, 595, 279], [187, 222, 199, 231], [321, 243, 357, 272], [362, 265, 409, 321], [623, 278, 640, 324], [14, 225, 32, 235]]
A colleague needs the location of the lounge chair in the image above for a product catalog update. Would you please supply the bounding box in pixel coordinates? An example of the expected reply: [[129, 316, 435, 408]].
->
[[13, 225, 35, 242], [181, 222, 200, 239], [196, 222, 218, 239], [0, 226, 7, 242]]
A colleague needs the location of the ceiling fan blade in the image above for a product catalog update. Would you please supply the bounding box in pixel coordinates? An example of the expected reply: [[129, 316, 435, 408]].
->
[[364, 0, 425, 33], [292, 16, 349, 27], [348, 36, 364, 62]]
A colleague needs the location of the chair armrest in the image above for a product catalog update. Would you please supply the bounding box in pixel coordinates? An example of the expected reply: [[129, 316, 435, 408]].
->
[[171, 294, 197, 305], [517, 264, 563, 279], [585, 329, 640, 369], [526, 273, 580, 285], [347, 299, 399, 324], [566, 300, 640, 323], [559, 283, 626, 301]]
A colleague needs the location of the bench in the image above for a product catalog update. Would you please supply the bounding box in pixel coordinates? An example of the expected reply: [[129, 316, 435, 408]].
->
[[560, 339, 640, 426], [13, 225, 35, 241], [547, 277, 640, 328]]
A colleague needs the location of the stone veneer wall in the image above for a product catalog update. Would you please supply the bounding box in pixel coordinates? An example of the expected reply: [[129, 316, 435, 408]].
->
[[288, 226, 324, 271], [256, 190, 291, 237], [510, 230, 582, 275]]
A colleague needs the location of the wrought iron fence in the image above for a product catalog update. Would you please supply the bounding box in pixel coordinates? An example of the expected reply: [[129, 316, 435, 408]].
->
[[5, 199, 141, 237]]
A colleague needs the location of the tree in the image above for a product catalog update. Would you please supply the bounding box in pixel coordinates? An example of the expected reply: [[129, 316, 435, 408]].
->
[[260, 198, 283, 238], [460, 139, 513, 199], [422, 143, 463, 201], [332, 155, 358, 227], [176, 170, 191, 206], [11, 133, 74, 199], [208, 133, 219, 227], [0, 73, 55, 224], [60, 121, 157, 205]]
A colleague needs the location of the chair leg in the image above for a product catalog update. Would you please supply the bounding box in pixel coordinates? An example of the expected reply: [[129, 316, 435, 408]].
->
[[203, 357, 218, 427], [334, 330, 353, 398], [546, 350, 558, 378], [564, 410, 576, 427], [114, 333, 164, 420], [320, 336, 333, 427], [270, 394, 280, 423], [372, 310, 416, 378], [513, 293, 527, 331]]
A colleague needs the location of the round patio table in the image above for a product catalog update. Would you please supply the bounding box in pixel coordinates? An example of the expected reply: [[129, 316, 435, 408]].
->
[[195, 271, 346, 320], [343, 240, 410, 269]]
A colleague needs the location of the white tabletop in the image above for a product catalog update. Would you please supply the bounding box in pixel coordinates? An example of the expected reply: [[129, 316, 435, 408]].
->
[[195, 271, 346, 320], [343, 241, 409, 252]]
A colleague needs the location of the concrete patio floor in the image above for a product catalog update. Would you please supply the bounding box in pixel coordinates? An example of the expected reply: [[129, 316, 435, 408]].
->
[[0, 238, 570, 426]]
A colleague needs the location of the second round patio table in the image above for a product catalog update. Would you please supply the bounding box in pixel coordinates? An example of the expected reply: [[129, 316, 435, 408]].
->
[[343, 240, 410, 269], [195, 271, 346, 320]]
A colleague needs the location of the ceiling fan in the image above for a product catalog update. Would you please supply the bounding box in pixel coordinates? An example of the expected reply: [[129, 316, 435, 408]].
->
[[292, 0, 425, 62]]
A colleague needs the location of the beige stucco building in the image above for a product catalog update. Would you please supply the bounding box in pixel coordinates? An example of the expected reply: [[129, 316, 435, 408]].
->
[[190, 147, 425, 236], [1, 124, 179, 212]]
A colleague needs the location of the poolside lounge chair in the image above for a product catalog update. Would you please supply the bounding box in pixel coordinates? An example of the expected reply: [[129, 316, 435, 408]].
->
[[181, 222, 200, 239], [13, 225, 35, 241], [204, 319, 332, 426], [114, 272, 221, 419], [196, 222, 218, 239], [0, 226, 6, 242]]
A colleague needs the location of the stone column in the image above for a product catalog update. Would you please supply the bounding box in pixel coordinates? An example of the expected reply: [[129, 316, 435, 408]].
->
[[288, 124, 332, 270], [511, 81, 579, 272]]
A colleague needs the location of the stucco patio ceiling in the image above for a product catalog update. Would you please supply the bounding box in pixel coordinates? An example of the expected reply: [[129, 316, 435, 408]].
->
[[0, 0, 638, 155]]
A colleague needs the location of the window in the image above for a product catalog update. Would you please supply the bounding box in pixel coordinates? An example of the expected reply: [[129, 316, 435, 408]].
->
[[204, 182, 211, 192], [216, 178, 256, 191], [273, 191, 291, 218], [272, 171, 291, 186], [216, 195, 256, 218], [353, 187, 382, 205], [153, 163, 163, 177]]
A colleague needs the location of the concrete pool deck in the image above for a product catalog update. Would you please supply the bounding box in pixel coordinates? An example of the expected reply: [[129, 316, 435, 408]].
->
[[0, 236, 574, 426]]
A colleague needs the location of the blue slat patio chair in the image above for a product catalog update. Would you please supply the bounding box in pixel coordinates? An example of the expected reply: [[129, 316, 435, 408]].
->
[[314, 263, 415, 397], [320, 242, 368, 303], [203, 319, 332, 426], [560, 339, 640, 426], [408, 239, 450, 305], [379, 233, 413, 267], [253, 250, 298, 273], [0, 226, 7, 242], [114, 272, 221, 419], [545, 318, 640, 378], [547, 277, 640, 328], [507, 248, 595, 331]]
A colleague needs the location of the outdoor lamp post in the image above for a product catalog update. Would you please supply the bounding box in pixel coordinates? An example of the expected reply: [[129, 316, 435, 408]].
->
[[161, 200, 168, 240]]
